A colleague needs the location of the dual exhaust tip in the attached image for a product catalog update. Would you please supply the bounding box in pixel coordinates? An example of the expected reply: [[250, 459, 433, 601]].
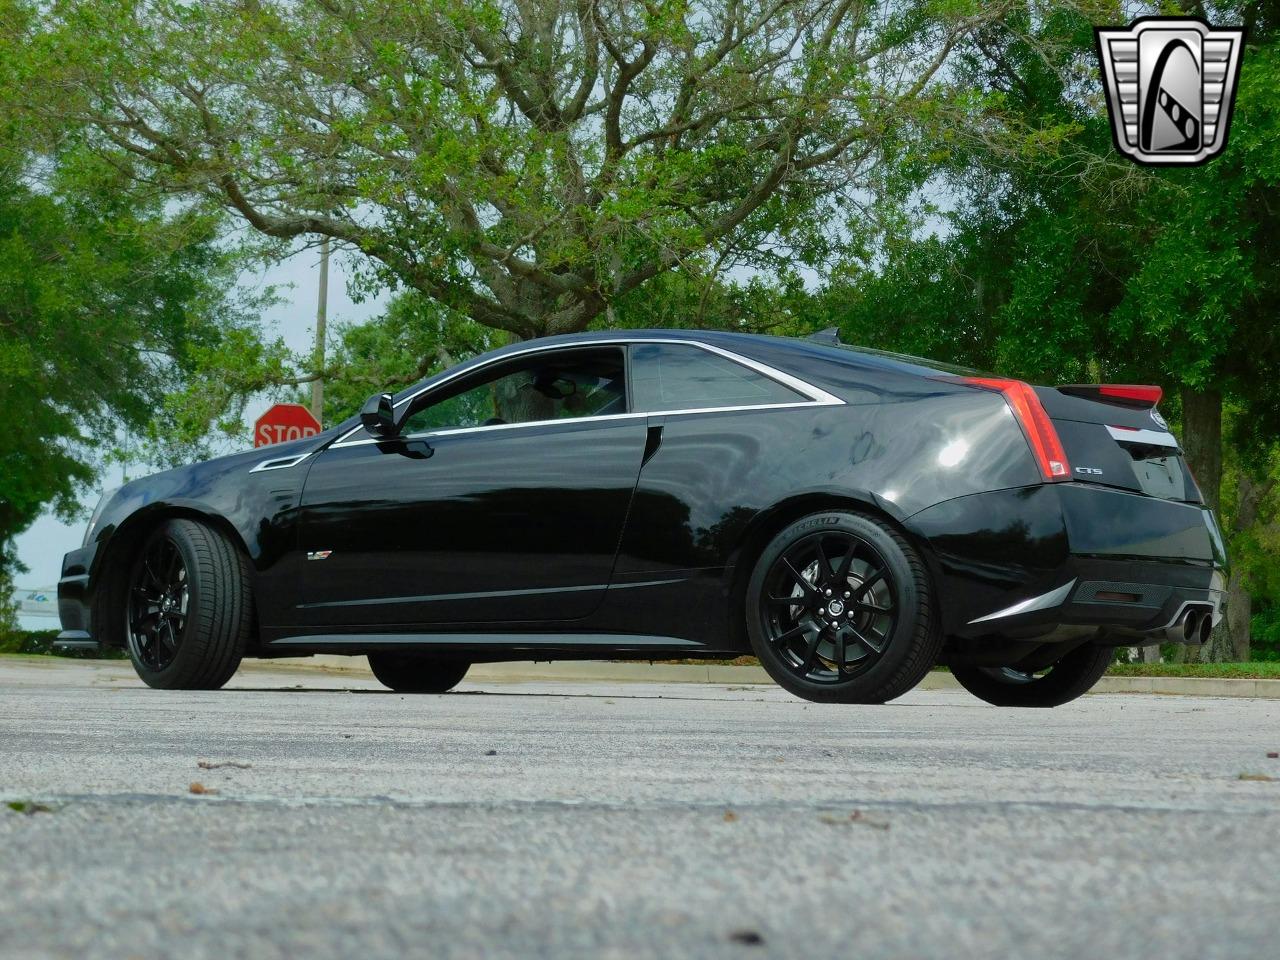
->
[[1172, 607, 1214, 644]]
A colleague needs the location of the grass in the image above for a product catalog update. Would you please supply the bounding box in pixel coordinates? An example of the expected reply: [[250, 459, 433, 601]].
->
[[1106, 661, 1280, 679], [6, 801, 54, 815]]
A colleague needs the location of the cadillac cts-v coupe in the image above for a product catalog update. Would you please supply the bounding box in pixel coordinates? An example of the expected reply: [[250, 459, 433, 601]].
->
[[57, 329, 1227, 706]]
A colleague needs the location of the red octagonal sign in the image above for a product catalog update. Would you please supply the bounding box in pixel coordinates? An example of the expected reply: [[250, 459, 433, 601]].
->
[[254, 403, 322, 448]]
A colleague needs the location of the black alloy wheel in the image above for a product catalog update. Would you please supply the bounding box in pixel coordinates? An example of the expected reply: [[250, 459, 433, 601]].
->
[[761, 532, 897, 685], [746, 511, 942, 704], [128, 534, 189, 672], [124, 519, 252, 690]]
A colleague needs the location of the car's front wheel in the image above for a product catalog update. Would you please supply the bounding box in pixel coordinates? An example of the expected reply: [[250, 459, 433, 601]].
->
[[745, 510, 942, 704], [950, 645, 1113, 707], [367, 653, 470, 693], [125, 519, 252, 690]]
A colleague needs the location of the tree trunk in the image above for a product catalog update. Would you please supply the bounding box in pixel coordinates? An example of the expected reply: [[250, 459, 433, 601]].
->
[[1221, 471, 1270, 662], [1180, 387, 1222, 512], [1227, 574, 1251, 662]]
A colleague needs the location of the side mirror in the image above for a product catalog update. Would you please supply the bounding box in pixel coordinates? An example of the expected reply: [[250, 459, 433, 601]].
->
[[360, 393, 399, 439]]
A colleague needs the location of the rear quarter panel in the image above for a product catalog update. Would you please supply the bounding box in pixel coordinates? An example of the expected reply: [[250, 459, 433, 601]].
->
[[602, 360, 1040, 646]]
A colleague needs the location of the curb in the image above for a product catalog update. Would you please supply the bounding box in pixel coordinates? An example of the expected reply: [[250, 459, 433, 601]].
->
[[241, 657, 1280, 699]]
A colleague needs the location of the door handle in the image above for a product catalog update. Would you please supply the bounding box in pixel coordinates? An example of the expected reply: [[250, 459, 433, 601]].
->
[[642, 424, 663, 465]]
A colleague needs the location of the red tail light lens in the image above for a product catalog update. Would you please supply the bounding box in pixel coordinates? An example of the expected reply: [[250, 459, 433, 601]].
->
[[960, 377, 1071, 481], [1098, 384, 1163, 405]]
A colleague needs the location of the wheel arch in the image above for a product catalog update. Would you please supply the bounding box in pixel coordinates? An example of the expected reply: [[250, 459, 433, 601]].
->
[[723, 491, 939, 651], [90, 503, 256, 649]]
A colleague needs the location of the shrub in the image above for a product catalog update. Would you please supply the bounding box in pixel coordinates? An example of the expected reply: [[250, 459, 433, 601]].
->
[[1248, 604, 1280, 662]]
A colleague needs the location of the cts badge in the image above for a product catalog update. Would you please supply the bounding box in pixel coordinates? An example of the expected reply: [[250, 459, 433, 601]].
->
[[1095, 17, 1245, 166]]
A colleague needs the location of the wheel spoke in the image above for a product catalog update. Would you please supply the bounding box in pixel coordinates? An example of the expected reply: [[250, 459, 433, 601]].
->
[[851, 567, 885, 600], [772, 624, 807, 650], [814, 539, 835, 584], [165, 542, 183, 583], [854, 600, 893, 615], [833, 543, 857, 585], [796, 630, 824, 674], [765, 595, 803, 608], [158, 619, 177, 652], [142, 555, 162, 591], [850, 625, 886, 655], [780, 558, 819, 601], [833, 629, 846, 674], [131, 611, 159, 635]]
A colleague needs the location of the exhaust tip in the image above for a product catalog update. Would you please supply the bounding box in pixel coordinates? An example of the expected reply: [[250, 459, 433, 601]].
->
[[1198, 611, 1213, 644], [1183, 609, 1201, 644]]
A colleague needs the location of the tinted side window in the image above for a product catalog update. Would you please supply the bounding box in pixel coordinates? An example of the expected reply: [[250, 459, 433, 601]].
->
[[401, 347, 626, 435], [629, 343, 806, 412]]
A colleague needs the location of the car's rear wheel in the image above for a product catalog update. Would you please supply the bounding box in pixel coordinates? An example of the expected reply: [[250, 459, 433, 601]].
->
[[367, 653, 470, 693], [950, 645, 1113, 707], [745, 511, 942, 704], [125, 519, 252, 690]]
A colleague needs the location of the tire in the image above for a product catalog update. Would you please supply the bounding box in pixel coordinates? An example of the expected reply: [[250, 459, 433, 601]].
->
[[124, 519, 252, 690], [745, 510, 942, 704], [367, 653, 470, 693], [951, 645, 1114, 708]]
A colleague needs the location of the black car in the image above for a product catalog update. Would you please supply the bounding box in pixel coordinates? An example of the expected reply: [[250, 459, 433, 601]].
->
[[57, 330, 1227, 706]]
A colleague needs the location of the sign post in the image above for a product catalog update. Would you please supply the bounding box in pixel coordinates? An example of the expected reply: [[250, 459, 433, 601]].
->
[[254, 403, 322, 448]]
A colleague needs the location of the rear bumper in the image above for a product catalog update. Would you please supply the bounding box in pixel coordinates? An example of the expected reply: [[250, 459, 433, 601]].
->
[[56, 543, 97, 643], [905, 483, 1226, 644]]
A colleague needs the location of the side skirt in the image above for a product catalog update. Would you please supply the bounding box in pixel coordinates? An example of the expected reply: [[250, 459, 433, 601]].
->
[[264, 632, 711, 658]]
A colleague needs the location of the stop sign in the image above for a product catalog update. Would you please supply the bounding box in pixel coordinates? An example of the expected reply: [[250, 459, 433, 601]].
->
[[254, 403, 322, 448]]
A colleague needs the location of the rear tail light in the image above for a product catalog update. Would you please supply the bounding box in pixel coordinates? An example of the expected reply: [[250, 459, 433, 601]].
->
[[1099, 384, 1163, 405], [958, 377, 1071, 481], [1059, 384, 1164, 407]]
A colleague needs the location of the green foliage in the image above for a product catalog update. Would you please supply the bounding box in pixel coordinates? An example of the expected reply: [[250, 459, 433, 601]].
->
[[0, 146, 268, 574], [604, 267, 817, 336], [310, 291, 497, 426], [821, 3, 1280, 660], [1106, 660, 1280, 678], [0, 628, 123, 658], [829, 3, 1280, 406], [1247, 605, 1280, 662], [5, 0, 1023, 337]]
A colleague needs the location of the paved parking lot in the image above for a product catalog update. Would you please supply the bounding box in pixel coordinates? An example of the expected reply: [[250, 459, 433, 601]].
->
[[2, 657, 1279, 959]]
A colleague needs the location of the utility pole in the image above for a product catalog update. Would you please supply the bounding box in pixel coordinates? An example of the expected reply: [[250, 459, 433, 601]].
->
[[310, 237, 329, 424]]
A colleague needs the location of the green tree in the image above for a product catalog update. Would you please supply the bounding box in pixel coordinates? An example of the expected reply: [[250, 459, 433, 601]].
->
[[0, 147, 269, 596], [825, 2, 1280, 659], [308, 291, 497, 426], [6, 0, 1022, 340]]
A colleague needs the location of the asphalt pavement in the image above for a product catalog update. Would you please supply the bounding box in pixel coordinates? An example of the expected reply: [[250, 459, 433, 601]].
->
[[2, 657, 1279, 960]]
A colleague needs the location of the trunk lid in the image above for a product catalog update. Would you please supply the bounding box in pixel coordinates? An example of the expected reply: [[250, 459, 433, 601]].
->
[[1035, 385, 1200, 503]]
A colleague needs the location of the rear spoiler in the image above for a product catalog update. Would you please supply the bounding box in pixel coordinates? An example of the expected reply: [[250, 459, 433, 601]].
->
[[1056, 384, 1163, 408]]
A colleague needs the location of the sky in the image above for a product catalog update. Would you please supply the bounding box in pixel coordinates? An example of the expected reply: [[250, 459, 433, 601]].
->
[[14, 247, 387, 627]]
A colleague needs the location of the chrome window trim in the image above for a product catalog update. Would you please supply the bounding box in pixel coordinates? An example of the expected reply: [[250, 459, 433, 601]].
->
[[249, 452, 314, 473], [330, 338, 843, 449]]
